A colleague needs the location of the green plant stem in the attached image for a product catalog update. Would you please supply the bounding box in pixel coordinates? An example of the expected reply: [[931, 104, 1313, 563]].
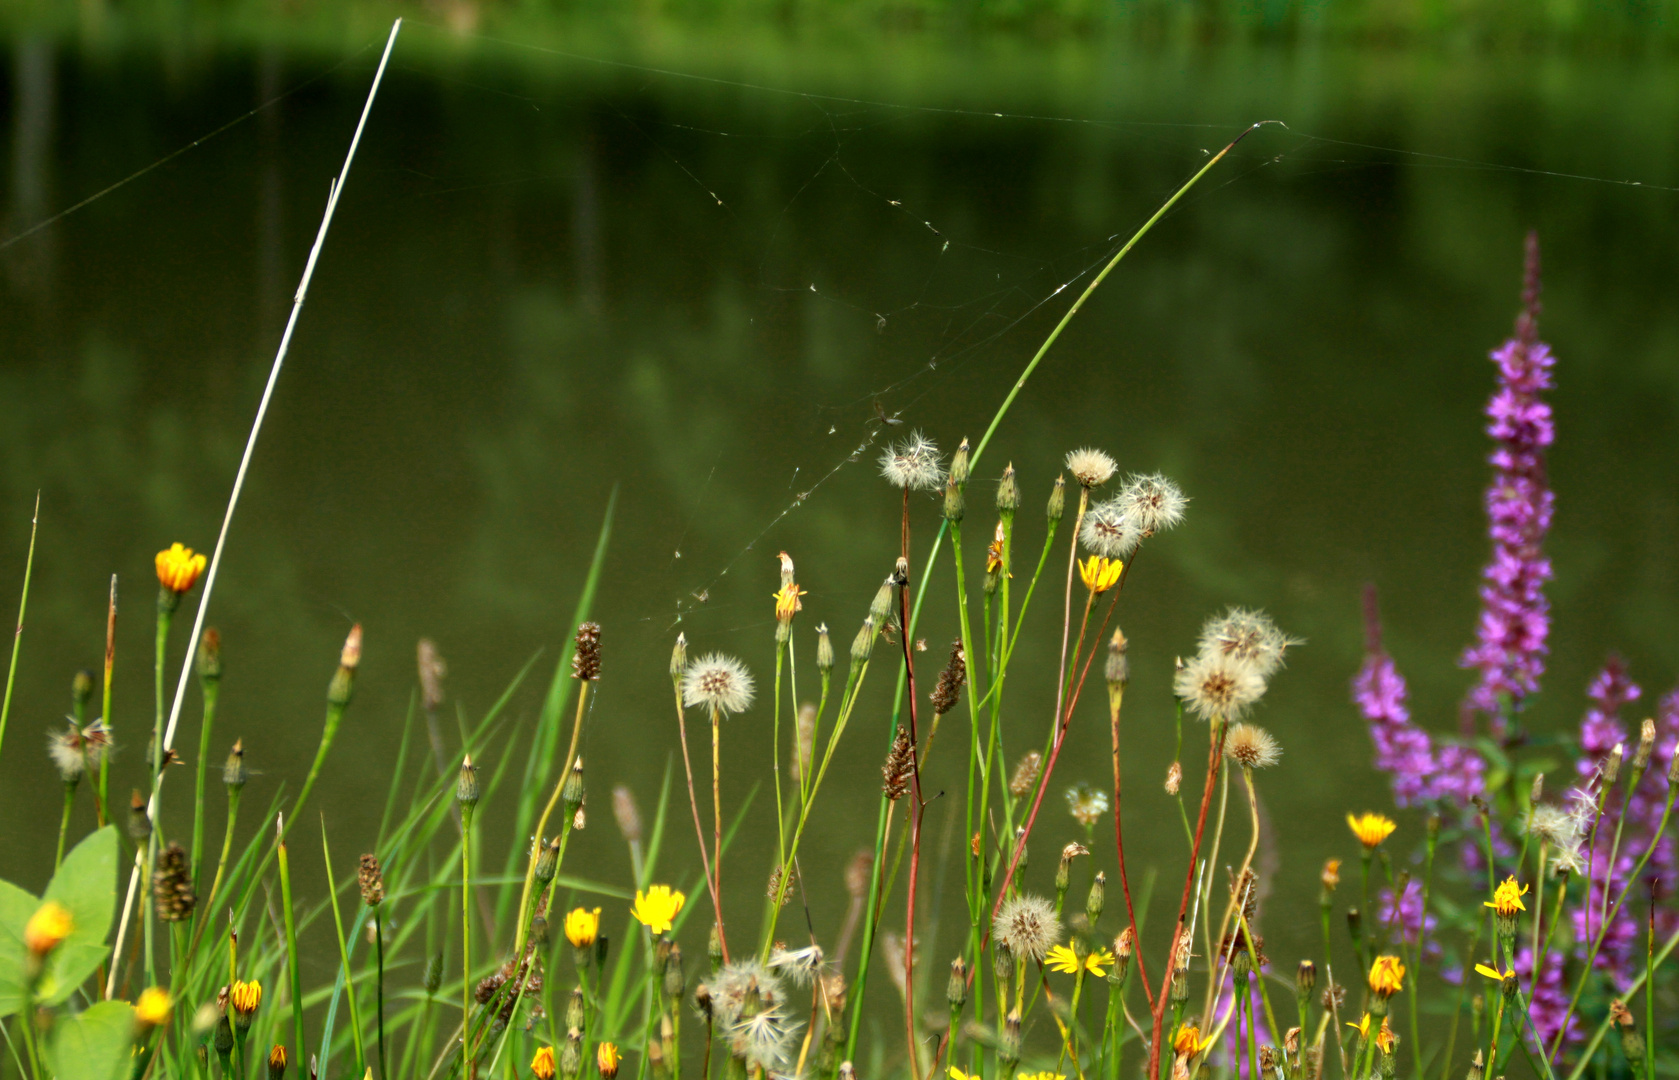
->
[[0, 492, 38, 771], [192, 675, 221, 887], [98, 575, 116, 828], [773, 640, 787, 866], [145, 600, 173, 990], [321, 819, 368, 1077], [278, 827, 305, 1073], [55, 782, 77, 869], [461, 800, 476, 1077], [376, 912, 388, 1080], [514, 683, 591, 959]]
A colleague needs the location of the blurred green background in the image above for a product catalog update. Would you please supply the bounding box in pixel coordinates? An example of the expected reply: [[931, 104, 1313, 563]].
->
[[1, 1, 1677, 1063]]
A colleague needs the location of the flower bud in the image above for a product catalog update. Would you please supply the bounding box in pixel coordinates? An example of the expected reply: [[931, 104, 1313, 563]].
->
[[73, 669, 95, 715], [946, 958, 967, 1008], [992, 941, 1013, 981], [663, 942, 685, 999], [1346, 907, 1362, 945], [816, 624, 834, 673], [267, 1045, 287, 1080], [456, 756, 480, 809], [1087, 871, 1107, 924], [1604, 743, 1623, 787], [943, 477, 964, 522], [567, 987, 586, 1032], [670, 634, 687, 682], [1634, 718, 1655, 773], [869, 576, 896, 624], [949, 438, 970, 486], [223, 740, 248, 789], [198, 628, 223, 683], [327, 625, 361, 708], [562, 758, 586, 816], [851, 617, 877, 663], [1465, 1050, 1484, 1080], [424, 953, 444, 995], [996, 464, 1019, 513], [1047, 476, 1065, 522], [1105, 629, 1129, 690], [535, 836, 560, 883], [1165, 761, 1182, 796], [1296, 960, 1316, 1000], [612, 786, 643, 847], [129, 789, 152, 840], [1530, 772, 1545, 805], [708, 922, 724, 969]]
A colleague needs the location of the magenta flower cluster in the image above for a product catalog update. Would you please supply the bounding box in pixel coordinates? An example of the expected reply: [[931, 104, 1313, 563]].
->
[[1459, 234, 1555, 734]]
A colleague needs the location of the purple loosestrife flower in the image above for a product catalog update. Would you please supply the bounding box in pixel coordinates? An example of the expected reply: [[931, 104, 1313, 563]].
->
[[1354, 586, 1485, 806], [1375, 879, 1439, 962], [1514, 944, 1578, 1053], [1573, 657, 1639, 780], [1461, 232, 1556, 737]]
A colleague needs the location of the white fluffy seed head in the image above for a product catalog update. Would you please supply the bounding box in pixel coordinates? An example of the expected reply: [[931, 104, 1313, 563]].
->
[[1197, 608, 1300, 679], [993, 893, 1061, 962], [683, 653, 756, 715], [1065, 448, 1118, 489], [1223, 723, 1282, 770], [1079, 500, 1142, 561], [768, 944, 826, 989], [1116, 473, 1187, 536], [879, 431, 945, 492], [1528, 802, 1584, 879], [47, 720, 86, 782], [1174, 651, 1266, 722], [1064, 783, 1110, 826]]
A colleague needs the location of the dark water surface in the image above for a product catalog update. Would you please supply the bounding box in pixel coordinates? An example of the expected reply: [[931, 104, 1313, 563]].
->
[[3, 25, 1678, 1048]]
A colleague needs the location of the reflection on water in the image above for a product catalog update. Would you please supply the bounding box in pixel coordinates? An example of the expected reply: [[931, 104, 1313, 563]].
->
[[1, 28, 1677, 1030]]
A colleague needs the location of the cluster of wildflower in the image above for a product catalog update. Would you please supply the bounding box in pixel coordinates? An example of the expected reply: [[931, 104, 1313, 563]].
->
[[1174, 607, 1297, 725]]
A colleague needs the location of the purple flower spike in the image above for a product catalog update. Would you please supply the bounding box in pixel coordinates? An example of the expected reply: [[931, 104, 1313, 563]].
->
[[1461, 231, 1556, 736]]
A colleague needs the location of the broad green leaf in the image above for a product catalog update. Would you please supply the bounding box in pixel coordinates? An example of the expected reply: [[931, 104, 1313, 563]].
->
[[0, 877, 39, 1018], [45, 999, 135, 1080], [36, 826, 118, 1005]]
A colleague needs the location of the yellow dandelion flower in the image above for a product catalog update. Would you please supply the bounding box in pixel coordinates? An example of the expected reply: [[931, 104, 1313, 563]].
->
[[565, 907, 602, 949], [229, 979, 262, 1017], [531, 1046, 556, 1080], [1483, 875, 1528, 917], [595, 1042, 621, 1080], [1045, 944, 1114, 977], [268, 1046, 287, 1075], [1321, 858, 1342, 890], [155, 543, 207, 594], [135, 987, 172, 1027], [1375, 1019, 1397, 1054], [1078, 556, 1123, 594], [1172, 1025, 1210, 1057], [950, 1069, 978, 1080], [24, 900, 73, 956], [773, 584, 807, 622], [1346, 813, 1397, 849], [1367, 954, 1405, 998], [1346, 1014, 1371, 1040], [631, 884, 685, 935], [1474, 962, 1516, 982]]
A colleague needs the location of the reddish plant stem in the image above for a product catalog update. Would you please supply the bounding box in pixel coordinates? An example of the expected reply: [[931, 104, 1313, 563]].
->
[[674, 699, 728, 963], [1147, 724, 1227, 1080], [1112, 692, 1155, 1011], [899, 487, 927, 1080]]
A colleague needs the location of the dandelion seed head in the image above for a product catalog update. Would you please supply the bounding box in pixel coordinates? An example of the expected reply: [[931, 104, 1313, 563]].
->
[[1117, 473, 1187, 536], [1198, 608, 1300, 679], [879, 431, 945, 492], [1064, 783, 1109, 827], [1224, 723, 1282, 770], [1174, 651, 1266, 722], [683, 653, 756, 715], [768, 944, 826, 989], [993, 893, 1061, 962], [1065, 448, 1117, 489], [48, 720, 86, 782], [1079, 500, 1143, 561]]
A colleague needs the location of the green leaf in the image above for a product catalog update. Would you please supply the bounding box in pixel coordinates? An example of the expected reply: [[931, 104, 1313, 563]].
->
[[45, 1000, 135, 1080], [0, 877, 39, 1018], [36, 826, 118, 1005]]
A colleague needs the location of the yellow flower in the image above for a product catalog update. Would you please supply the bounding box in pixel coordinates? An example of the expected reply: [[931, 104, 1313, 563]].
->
[[135, 987, 172, 1027], [565, 907, 602, 949], [155, 543, 207, 594], [1346, 1014, 1371, 1040], [773, 583, 808, 622], [1474, 962, 1516, 982], [631, 884, 685, 935], [1172, 1025, 1210, 1057], [1368, 954, 1405, 998], [1321, 858, 1342, 890], [531, 1046, 557, 1080], [1078, 556, 1123, 594], [1045, 944, 1114, 977], [229, 979, 262, 1017], [1375, 1019, 1397, 1055], [950, 1069, 978, 1080], [595, 1042, 621, 1080], [1484, 875, 1529, 918], [25, 900, 73, 956], [1346, 813, 1397, 849], [1015, 1073, 1066, 1080], [268, 1046, 287, 1074]]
